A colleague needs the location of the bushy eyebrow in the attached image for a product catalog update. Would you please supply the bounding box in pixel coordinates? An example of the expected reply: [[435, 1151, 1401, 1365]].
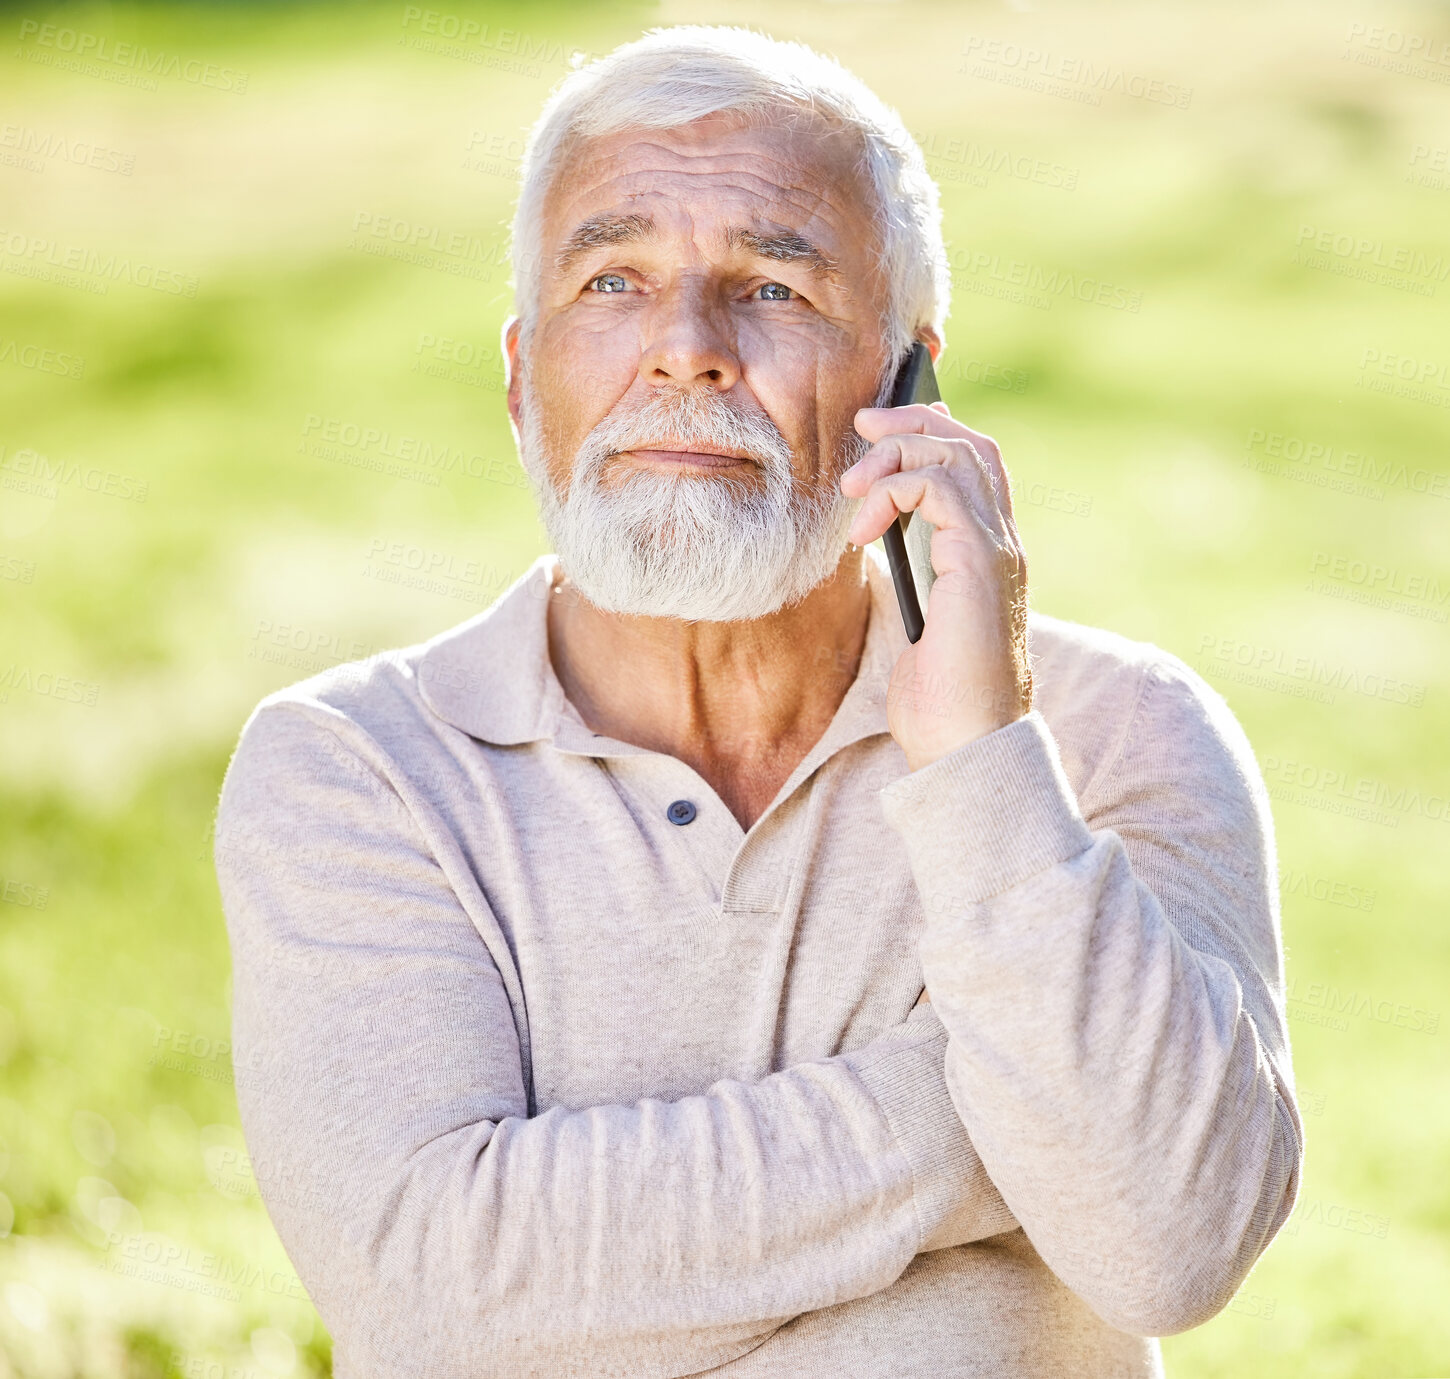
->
[[554, 213, 656, 276], [552, 212, 840, 283], [723, 225, 841, 282]]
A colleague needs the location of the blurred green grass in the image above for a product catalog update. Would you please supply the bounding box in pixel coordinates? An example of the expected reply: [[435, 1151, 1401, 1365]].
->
[[2, 1, 1448, 1374]]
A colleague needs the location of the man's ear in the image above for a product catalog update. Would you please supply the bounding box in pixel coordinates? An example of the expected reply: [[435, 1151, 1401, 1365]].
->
[[916, 325, 943, 364], [502, 316, 524, 430]]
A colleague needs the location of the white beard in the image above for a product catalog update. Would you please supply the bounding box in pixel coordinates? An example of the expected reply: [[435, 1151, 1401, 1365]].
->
[[516, 374, 885, 622]]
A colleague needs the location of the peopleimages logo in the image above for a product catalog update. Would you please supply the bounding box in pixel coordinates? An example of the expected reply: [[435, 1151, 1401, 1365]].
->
[[398, 7, 595, 74], [298, 413, 530, 490], [959, 36, 1192, 109], [0, 338, 84, 379], [1293, 224, 1448, 296], [1407, 143, 1450, 191], [1343, 21, 1450, 84], [0, 663, 101, 707], [946, 244, 1143, 313], [1261, 754, 1450, 827], [1242, 426, 1450, 502], [349, 212, 516, 282], [1307, 552, 1449, 623], [0, 442, 149, 502], [1196, 634, 1426, 708], [15, 18, 249, 93], [0, 122, 136, 175], [0, 230, 198, 297], [913, 131, 1080, 191], [1355, 347, 1450, 409], [1279, 868, 1377, 913]]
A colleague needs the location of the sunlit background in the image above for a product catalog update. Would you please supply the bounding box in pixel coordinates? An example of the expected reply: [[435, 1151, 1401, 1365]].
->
[[2, 1, 1447, 1374]]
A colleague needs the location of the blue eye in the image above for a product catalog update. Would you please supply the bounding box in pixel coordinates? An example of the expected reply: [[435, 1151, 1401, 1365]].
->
[[757, 282, 795, 300], [590, 273, 630, 293]]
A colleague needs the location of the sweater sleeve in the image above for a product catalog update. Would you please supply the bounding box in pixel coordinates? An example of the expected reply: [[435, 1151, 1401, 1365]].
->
[[878, 655, 1303, 1338], [214, 699, 1015, 1379]]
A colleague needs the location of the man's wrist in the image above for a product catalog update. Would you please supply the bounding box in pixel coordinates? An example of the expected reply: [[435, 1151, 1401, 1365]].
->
[[901, 709, 1028, 773], [891, 660, 1034, 773], [882, 711, 1094, 904]]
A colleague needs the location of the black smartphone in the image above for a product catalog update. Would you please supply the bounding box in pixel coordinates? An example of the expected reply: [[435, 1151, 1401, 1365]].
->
[[881, 342, 940, 643]]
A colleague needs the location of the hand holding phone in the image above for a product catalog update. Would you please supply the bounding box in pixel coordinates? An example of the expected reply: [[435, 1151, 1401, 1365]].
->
[[843, 346, 1033, 766], [882, 342, 941, 643]]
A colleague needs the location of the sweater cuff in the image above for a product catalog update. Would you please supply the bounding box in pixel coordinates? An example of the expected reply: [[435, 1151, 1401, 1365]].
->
[[841, 1017, 999, 1252], [879, 710, 1094, 903]]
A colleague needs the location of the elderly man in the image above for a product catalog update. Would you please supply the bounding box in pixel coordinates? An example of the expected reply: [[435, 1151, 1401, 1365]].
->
[[215, 24, 1301, 1379]]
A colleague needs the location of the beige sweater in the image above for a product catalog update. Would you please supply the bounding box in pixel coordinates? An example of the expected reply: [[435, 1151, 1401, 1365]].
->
[[215, 548, 1302, 1378]]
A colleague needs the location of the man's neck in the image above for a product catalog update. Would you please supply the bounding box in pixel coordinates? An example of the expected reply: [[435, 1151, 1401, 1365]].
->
[[546, 549, 872, 832]]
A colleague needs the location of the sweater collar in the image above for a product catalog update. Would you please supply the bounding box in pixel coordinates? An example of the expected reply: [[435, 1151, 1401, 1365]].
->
[[415, 548, 910, 760]]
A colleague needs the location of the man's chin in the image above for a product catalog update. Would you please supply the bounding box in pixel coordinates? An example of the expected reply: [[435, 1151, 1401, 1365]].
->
[[572, 583, 799, 624], [558, 542, 825, 623], [536, 462, 855, 622]]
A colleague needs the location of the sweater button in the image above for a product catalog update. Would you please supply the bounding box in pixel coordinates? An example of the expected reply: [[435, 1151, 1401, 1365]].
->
[[667, 799, 697, 826]]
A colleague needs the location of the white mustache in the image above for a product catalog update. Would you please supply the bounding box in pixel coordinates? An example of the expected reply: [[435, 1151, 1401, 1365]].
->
[[577, 387, 794, 475]]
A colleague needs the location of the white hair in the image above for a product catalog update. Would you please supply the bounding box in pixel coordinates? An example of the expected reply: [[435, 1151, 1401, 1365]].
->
[[508, 24, 950, 365]]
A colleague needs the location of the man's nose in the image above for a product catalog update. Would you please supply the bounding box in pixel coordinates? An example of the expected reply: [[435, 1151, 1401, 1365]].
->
[[637, 282, 741, 391]]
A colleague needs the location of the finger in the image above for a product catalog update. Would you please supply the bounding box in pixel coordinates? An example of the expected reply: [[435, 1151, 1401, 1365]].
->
[[840, 432, 985, 497], [844, 435, 1008, 541], [855, 403, 997, 453], [854, 403, 965, 443], [846, 464, 993, 548], [968, 433, 1015, 525], [952, 429, 1013, 523], [854, 406, 1012, 519], [856, 402, 1002, 469], [869, 422, 1010, 524]]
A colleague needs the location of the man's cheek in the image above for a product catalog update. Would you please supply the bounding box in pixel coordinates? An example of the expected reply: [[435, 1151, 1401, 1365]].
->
[[737, 321, 816, 406], [525, 364, 623, 477], [531, 397, 589, 479], [537, 319, 637, 402]]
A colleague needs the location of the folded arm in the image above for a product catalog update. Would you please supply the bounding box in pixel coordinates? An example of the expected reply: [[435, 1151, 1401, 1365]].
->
[[216, 700, 1016, 1379], [880, 656, 1303, 1337]]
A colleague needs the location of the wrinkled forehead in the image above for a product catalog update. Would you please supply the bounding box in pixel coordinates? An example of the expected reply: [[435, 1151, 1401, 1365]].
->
[[538, 110, 882, 266]]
